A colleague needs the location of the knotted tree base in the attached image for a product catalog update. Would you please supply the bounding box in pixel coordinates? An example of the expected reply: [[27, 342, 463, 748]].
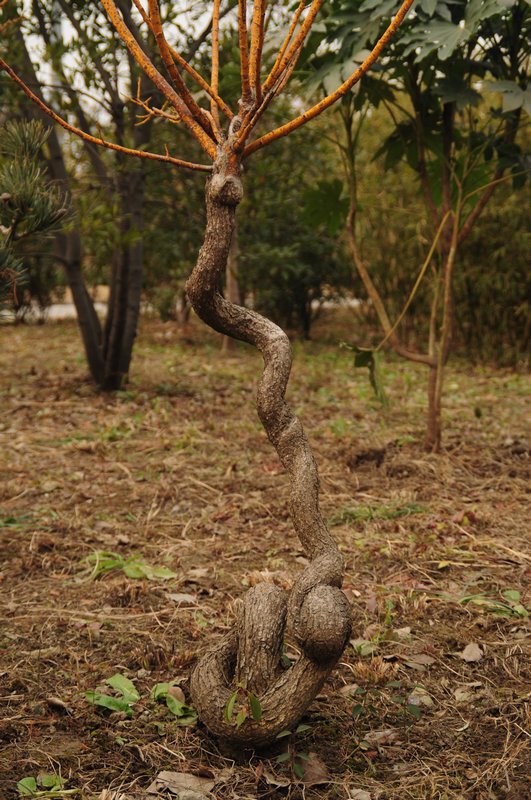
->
[[186, 149, 352, 747]]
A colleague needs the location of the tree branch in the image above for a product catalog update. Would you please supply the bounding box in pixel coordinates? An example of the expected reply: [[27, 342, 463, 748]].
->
[[146, 0, 218, 139], [100, 0, 217, 157], [249, 0, 266, 106], [132, 0, 233, 121], [0, 55, 212, 172], [210, 0, 222, 132], [242, 0, 415, 157], [238, 0, 251, 105]]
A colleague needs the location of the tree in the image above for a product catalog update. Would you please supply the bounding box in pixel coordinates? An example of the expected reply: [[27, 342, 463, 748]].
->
[[309, 0, 530, 450], [0, 0, 414, 746], [2, 1, 223, 388], [0, 120, 66, 314]]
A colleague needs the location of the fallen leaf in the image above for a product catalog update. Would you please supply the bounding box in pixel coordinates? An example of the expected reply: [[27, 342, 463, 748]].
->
[[364, 729, 400, 746], [407, 687, 434, 707], [457, 643, 483, 662], [403, 652, 435, 669], [300, 752, 330, 786], [262, 768, 290, 787], [167, 685, 186, 704], [349, 791, 372, 800], [350, 638, 378, 656], [167, 592, 198, 604], [146, 770, 214, 795], [394, 626, 411, 639], [339, 683, 360, 697]]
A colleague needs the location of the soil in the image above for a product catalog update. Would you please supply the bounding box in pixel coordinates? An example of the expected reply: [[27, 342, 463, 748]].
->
[[0, 313, 529, 800]]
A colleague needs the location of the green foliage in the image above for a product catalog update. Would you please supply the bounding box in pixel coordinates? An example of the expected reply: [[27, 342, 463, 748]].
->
[[224, 684, 262, 729], [275, 724, 313, 780], [328, 501, 425, 527], [87, 674, 198, 724], [17, 772, 77, 797], [150, 683, 198, 724], [0, 121, 66, 313], [79, 550, 177, 581]]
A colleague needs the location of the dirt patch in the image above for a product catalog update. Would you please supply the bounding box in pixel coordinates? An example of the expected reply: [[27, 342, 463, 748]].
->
[[0, 316, 529, 799]]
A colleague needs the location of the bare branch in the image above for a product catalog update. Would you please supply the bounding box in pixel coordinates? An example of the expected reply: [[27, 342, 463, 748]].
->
[[134, 0, 233, 121], [239, 0, 251, 106], [243, 0, 415, 157], [211, 0, 222, 132], [249, 0, 266, 106], [0, 55, 212, 172], [100, 0, 217, 157], [146, 0, 218, 140]]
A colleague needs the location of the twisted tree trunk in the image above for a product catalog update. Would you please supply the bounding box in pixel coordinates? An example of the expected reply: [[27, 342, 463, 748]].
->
[[186, 147, 352, 747]]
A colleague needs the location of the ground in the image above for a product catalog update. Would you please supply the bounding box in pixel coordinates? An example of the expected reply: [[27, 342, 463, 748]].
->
[[0, 313, 529, 800]]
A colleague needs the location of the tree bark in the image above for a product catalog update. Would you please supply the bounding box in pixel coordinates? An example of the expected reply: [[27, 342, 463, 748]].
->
[[221, 219, 241, 353], [186, 148, 351, 747]]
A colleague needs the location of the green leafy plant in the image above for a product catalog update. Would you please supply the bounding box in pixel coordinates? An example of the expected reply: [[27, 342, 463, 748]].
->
[[225, 683, 262, 729], [86, 672, 140, 718], [351, 680, 423, 725], [17, 772, 78, 796], [459, 589, 528, 618], [80, 550, 177, 581], [275, 724, 312, 779], [328, 502, 425, 527], [150, 682, 197, 725]]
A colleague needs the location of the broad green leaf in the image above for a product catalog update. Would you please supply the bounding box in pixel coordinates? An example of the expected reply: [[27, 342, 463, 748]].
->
[[276, 729, 292, 738], [407, 703, 422, 718], [38, 772, 64, 789], [248, 692, 262, 723], [419, 0, 437, 14], [296, 724, 311, 734], [225, 691, 237, 724], [165, 695, 196, 720], [17, 777, 38, 795], [85, 691, 133, 717], [235, 708, 248, 729], [293, 762, 304, 779], [165, 695, 185, 716], [175, 714, 197, 726], [488, 81, 531, 115], [352, 703, 364, 717], [276, 751, 291, 762], [297, 752, 312, 762], [150, 682, 170, 701], [503, 589, 521, 602], [106, 673, 139, 703]]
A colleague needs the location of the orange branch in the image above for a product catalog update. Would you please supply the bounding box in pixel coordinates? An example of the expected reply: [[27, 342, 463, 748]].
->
[[147, 0, 217, 140], [133, 0, 233, 121], [248, 0, 266, 106], [264, 0, 323, 95], [244, 0, 415, 158], [100, 0, 217, 157], [263, 0, 306, 93], [0, 55, 212, 171], [239, 0, 251, 105], [211, 0, 221, 132]]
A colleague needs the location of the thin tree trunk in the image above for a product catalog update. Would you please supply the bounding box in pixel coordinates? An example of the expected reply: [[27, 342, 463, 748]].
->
[[12, 22, 106, 384], [186, 153, 351, 747]]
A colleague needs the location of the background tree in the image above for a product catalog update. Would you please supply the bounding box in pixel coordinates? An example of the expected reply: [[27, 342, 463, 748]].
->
[[308, 0, 530, 450], [0, 0, 414, 746], [1, 1, 224, 388], [0, 119, 66, 314]]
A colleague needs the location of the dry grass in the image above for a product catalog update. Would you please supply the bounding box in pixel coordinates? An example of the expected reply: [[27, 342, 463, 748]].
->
[[0, 313, 529, 799]]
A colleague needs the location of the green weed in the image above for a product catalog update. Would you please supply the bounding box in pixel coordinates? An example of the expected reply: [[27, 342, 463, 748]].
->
[[79, 550, 177, 581], [328, 501, 425, 527]]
